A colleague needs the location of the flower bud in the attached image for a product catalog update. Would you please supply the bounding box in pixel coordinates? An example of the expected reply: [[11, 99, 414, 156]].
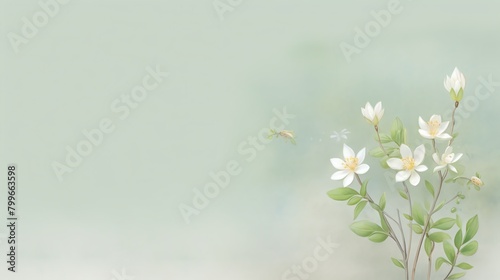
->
[[470, 176, 483, 187]]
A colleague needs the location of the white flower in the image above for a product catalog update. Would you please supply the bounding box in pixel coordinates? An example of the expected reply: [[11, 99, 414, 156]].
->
[[361, 102, 384, 126], [387, 144, 428, 186], [418, 115, 452, 140], [432, 146, 463, 173], [331, 144, 370, 187], [444, 67, 466, 93], [470, 176, 483, 187]]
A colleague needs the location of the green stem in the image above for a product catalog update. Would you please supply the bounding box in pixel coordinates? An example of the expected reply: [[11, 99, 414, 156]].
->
[[443, 250, 460, 279], [398, 210, 410, 280], [427, 240, 435, 280], [373, 125, 409, 280], [448, 101, 459, 146], [431, 194, 459, 215], [375, 125, 389, 155], [355, 174, 406, 267], [411, 169, 448, 280]]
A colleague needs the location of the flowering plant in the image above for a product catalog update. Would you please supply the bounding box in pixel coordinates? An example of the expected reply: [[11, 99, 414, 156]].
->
[[327, 68, 483, 280]]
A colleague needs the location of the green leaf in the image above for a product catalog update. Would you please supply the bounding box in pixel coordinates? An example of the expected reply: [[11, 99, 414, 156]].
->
[[379, 193, 386, 211], [411, 224, 423, 234], [390, 118, 404, 145], [449, 89, 457, 101], [432, 218, 455, 230], [428, 232, 451, 243], [456, 262, 473, 270], [443, 241, 456, 263], [399, 189, 408, 200], [400, 128, 407, 145], [350, 221, 384, 237], [456, 214, 462, 229], [412, 204, 426, 226], [463, 215, 479, 244], [347, 196, 362, 205], [360, 181, 367, 197], [385, 146, 397, 155], [447, 272, 466, 279], [456, 88, 464, 102], [391, 257, 405, 269], [403, 213, 413, 221], [368, 232, 389, 243], [425, 180, 435, 197], [454, 229, 463, 249], [460, 241, 478, 256], [424, 237, 434, 257], [369, 202, 382, 212], [327, 188, 359, 201], [354, 201, 367, 219], [370, 147, 386, 158], [436, 257, 450, 271], [377, 133, 393, 143], [434, 200, 446, 213], [379, 212, 390, 232]]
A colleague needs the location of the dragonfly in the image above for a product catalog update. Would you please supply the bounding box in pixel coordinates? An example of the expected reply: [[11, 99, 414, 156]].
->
[[268, 129, 296, 145], [330, 129, 350, 142]]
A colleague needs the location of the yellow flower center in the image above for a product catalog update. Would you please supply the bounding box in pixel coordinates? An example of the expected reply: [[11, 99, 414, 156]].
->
[[427, 120, 440, 136], [402, 157, 415, 171], [343, 157, 358, 171]]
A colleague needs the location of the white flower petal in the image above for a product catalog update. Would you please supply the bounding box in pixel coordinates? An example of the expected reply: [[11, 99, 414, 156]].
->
[[330, 158, 345, 169], [387, 158, 403, 170], [437, 133, 452, 140], [362, 102, 375, 121], [430, 115, 442, 123], [343, 144, 355, 158], [449, 165, 458, 173], [415, 165, 428, 172], [356, 148, 366, 163], [413, 145, 426, 164], [377, 108, 384, 121], [433, 165, 445, 172], [355, 164, 370, 174], [361, 108, 368, 119], [400, 144, 412, 158], [432, 153, 440, 164], [438, 121, 450, 134], [343, 173, 354, 187], [452, 153, 463, 163], [409, 171, 421, 186], [418, 117, 428, 130], [444, 79, 451, 92], [395, 170, 411, 182], [419, 130, 434, 139], [331, 170, 349, 180]]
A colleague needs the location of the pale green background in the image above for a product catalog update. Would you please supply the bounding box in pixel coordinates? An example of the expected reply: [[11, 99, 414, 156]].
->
[[0, 0, 499, 279]]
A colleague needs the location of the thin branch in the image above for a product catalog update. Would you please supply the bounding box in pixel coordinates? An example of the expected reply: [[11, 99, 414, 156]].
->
[[448, 101, 459, 146], [411, 170, 448, 280]]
